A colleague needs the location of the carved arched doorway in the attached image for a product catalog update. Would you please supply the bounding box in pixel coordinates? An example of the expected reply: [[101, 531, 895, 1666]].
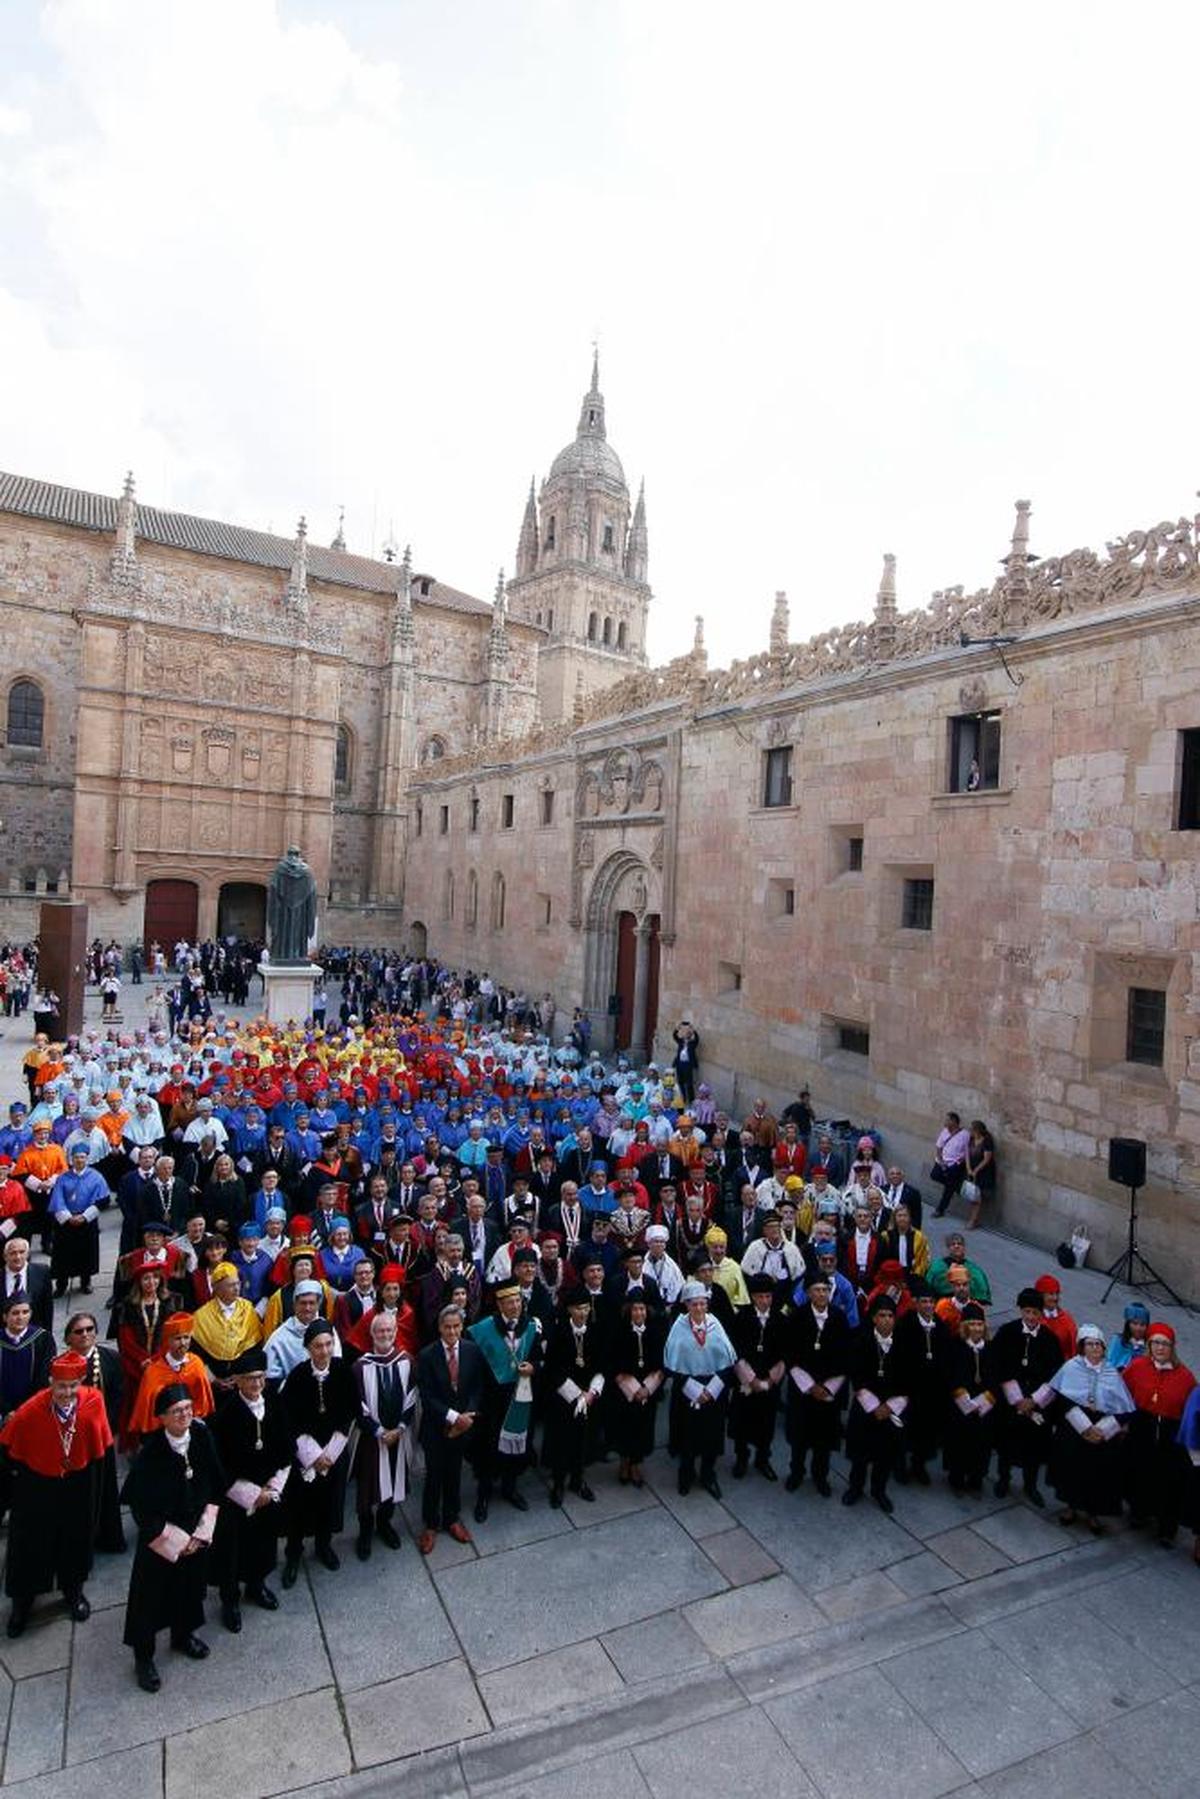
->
[[409, 920, 428, 958], [583, 850, 660, 1056]]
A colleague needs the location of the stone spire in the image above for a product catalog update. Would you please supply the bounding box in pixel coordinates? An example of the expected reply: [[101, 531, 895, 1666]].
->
[[285, 515, 309, 610], [391, 543, 414, 654], [624, 478, 648, 582], [873, 553, 897, 658], [484, 569, 509, 739], [516, 477, 539, 577], [999, 499, 1034, 629], [331, 506, 346, 552], [769, 589, 789, 655], [110, 470, 138, 585], [693, 614, 706, 657], [576, 348, 606, 439]]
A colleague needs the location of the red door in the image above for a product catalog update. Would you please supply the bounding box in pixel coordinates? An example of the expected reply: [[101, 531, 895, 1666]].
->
[[614, 910, 636, 1049], [143, 879, 199, 950]]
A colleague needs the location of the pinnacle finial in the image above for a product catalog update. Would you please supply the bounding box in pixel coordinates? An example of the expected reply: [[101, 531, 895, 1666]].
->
[[331, 505, 346, 552], [770, 589, 790, 655], [494, 567, 507, 608], [590, 341, 600, 393], [122, 470, 135, 501], [877, 552, 897, 605]]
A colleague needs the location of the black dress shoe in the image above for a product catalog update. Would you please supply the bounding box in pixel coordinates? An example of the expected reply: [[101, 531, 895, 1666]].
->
[[756, 1460, 778, 1483], [281, 1556, 300, 1589], [315, 1544, 340, 1571], [842, 1488, 863, 1508], [912, 1465, 931, 1487], [504, 1489, 529, 1512], [994, 1476, 1010, 1498], [678, 1470, 693, 1496], [248, 1584, 279, 1610], [355, 1530, 372, 1563], [173, 1634, 210, 1659], [135, 1657, 161, 1692], [548, 1485, 563, 1508], [66, 1593, 91, 1623], [79, 1281, 93, 1295], [1024, 1484, 1046, 1509], [576, 1481, 595, 1502], [6, 1603, 30, 1639], [785, 1470, 804, 1492], [701, 1474, 722, 1500], [732, 1456, 748, 1480], [376, 1519, 402, 1551], [814, 1476, 832, 1497], [221, 1601, 242, 1633], [474, 1495, 489, 1523], [875, 1493, 895, 1516]]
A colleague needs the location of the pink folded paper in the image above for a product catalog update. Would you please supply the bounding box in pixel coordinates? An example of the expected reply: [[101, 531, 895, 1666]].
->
[[149, 1523, 191, 1563]]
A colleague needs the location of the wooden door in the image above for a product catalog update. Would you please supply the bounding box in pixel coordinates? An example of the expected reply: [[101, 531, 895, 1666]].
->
[[143, 879, 199, 950], [614, 909, 636, 1049]]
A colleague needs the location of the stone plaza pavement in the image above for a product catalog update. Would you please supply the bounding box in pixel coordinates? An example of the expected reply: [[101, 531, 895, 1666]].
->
[[0, 986, 1198, 1797]]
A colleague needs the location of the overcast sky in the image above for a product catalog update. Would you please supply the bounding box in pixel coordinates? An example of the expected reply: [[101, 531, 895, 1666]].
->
[[3, 0, 1199, 669]]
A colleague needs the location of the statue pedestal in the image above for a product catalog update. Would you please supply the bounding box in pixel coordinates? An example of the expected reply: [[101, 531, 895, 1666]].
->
[[259, 962, 320, 1026]]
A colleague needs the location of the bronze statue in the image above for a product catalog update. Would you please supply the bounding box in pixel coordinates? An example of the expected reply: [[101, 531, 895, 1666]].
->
[[266, 846, 317, 964]]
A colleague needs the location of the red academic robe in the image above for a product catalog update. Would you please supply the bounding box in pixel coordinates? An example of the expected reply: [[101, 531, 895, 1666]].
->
[[0, 1384, 113, 1474]]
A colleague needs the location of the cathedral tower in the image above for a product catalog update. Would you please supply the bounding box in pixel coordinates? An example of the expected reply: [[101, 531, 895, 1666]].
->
[[506, 354, 651, 722]]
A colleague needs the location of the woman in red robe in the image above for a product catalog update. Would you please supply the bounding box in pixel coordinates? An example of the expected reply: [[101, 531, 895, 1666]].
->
[[1123, 1322, 1196, 1545]]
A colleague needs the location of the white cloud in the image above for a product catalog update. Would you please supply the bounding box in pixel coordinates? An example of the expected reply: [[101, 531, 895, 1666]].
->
[[2, 0, 1200, 670]]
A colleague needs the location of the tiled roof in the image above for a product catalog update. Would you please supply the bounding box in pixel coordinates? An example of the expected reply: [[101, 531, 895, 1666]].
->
[[0, 470, 491, 617]]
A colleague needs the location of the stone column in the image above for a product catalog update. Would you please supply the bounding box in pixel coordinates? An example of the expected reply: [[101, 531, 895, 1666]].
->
[[630, 916, 652, 1064], [114, 622, 145, 892]]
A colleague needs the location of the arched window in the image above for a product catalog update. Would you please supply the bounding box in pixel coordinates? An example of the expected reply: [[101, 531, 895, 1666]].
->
[[7, 680, 44, 749], [587, 612, 598, 642], [617, 620, 628, 651], [602, 617, 613, 646], [334, 724, 351, 793], [602, 521, 615, 553], [444, 869, 456, 921], [545, 516, 556, 550], [466, 869, 478, 928], [491, 871, 506, 932], [421, 734, 447, 764]]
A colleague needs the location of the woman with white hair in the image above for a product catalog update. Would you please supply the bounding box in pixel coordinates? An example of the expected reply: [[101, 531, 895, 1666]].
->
[[1047, 1323, 1135, 1533], [663, 1281, 736, 1498]]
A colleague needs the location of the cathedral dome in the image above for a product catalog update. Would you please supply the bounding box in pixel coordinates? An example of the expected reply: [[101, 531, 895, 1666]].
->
[[546, 352, 628, 492]]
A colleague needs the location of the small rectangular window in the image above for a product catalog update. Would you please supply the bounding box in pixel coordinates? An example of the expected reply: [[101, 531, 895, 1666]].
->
[[538, 893, 553, 927], [1126, 987, 1166, 1067], [414, 804, 423, 838], [540, 789, 555, 826], [766, 878, 795, 919], [838, 1022, 870, 1057], [469, 796, 480, 833], [1178, 729, 1200, 829], [439, 805, 449, 835], [763, 746, 793, 808], [949, 711, 1001, 792], [902, 877, 934, 931], [717, 960, 742, 994], [501, 794, 514, 829], [847, 836, 864, 872]]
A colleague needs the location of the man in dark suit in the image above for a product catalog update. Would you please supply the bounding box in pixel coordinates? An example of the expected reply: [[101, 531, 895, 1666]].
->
[[416, 1304, 484, 1553], [249, 1124, 301, 1203], [881, 1164, 924, 1230], [354, 1174, 399, 1258], [117, 1147, 162, 1255], [451, 1193, 500, 1281], [639, 1143, 686, 1204], [1, 1237, 53, 1335], [133, 1155, 190, 1240]]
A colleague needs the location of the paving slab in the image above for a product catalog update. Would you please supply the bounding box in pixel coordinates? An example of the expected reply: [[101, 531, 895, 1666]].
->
[[0, 1662, 11, 1761], [634, 1704, 815, 1799], [1080, 1564, 1200, 1682], [764, 1494, 920, 1592], [683, 1574, 824, 1658], [700, 1525, 780, 1587], [0, 1614, 73, 1681], [65, 1569, 331, 1764], [498, 1747, 653, 1798], [814, 1569, 909, 1623], [343, 1656, 489, 1768], [286, 1746, 466, 1799], [970, 1504, 1085, 1564], [982, 1591, 1177, 1726], [600, 1610, 712, 1684], [435, 1508, 725, 1675], [878, 1479, 1016, 1541], [307, 1545, 459, 1692], [1090, 1687, 1200, 1798], [0, 1740, 163, 1799], [881, 1628, 1078, 1778], [767, 1663, 971, 1799], [885, 1551, 964, 1598], [727, 1594, 963, 1703], [941, 1538, 1143, 1627], [466, 1493, 577, 1556], [975, 1732, 1147, 1799], [478, 1639, 624, 1728], [3, 1668, 67, 1783], [924, 1525, 1014, 1581], [560, 1468, 661, 1527], [640, 1462, 735, 1538], [164, 1685, 350, 1799], [73, 1546, 130, 1614], [459, 1664, 745, 1793]]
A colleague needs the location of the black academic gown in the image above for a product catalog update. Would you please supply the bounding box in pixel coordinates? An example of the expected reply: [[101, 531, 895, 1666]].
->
[[990, 1321, 1063, 1479], [845, 1326, 913, 1492], [943, 1336, 998, 1489], [121, 1421, 226, 1653], [279, 1360, 358, 1550], [783, 1303, 851, 1473], [729, 1305, 788, 1456], [542, 1319, 606, 1481], [210, 1391, 295, 1596], [895, 1311, 954, 1470], [605, 1316, 667, 1462], [79, 1343, 125, 1551]]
